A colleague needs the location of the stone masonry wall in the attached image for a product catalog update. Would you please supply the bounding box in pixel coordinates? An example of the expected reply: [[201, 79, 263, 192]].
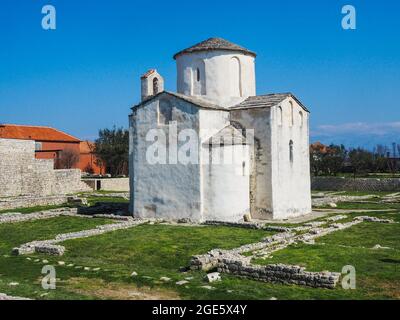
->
[[82, 178, 130, 192], [0, 138, 91, 197], [312, 176, 400, 192]]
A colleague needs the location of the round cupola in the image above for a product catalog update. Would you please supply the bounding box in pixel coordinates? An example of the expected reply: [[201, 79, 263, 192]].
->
[[174, 37, 257, 107]]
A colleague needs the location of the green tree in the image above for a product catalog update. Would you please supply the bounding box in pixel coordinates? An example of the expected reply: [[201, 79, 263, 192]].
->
[[322, 144, 346, 176], [94, 126, 129, 176], [310, 143, 346, 176], [348, 148, 374, 178]]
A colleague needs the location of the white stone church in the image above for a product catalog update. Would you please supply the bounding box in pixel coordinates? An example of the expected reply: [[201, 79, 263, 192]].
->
[[129, 37, 311, 222]]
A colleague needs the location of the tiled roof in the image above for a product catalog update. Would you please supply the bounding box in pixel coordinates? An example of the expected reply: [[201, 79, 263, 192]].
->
[[0, 124, 81, 142], [132, 92, 309, 113], [230, 93, 309, 112], [132, 91, 226, 111], [173, 37, 257, 59]]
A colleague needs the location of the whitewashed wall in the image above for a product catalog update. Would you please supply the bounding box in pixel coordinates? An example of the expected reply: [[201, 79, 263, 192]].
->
[[230, 108, 273, 219], [202, 144, 250, 222], [270, 98, 312, 218], [129, 94, 203, 220], [176, 50, 256, 108]]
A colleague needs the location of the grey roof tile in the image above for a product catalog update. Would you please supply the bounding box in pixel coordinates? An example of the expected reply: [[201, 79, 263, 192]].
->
[[173, 37, 256, 59], [230, 93, 309, 112], [131, 91, 225, 111], [132, 92, 309, 113]]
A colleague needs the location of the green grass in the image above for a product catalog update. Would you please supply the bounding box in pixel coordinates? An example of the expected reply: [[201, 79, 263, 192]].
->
[[332, 202, 400, 210], [87, 197, 129, 206], [253, 212, 400, 299], [0, 216, 115, 299], [0, 192, 399, 300], [0, 218, 279, 300]]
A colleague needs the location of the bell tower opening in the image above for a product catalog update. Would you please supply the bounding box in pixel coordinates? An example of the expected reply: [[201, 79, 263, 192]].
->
[[141, 69, 164, 101]]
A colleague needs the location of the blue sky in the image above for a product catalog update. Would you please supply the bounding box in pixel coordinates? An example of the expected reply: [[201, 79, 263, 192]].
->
[[0, 0, 399, 148]]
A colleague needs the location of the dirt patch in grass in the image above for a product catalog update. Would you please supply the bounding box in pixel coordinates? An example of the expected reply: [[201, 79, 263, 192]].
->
[[358, 278, 400, 299], [66, 277, 180, 300]]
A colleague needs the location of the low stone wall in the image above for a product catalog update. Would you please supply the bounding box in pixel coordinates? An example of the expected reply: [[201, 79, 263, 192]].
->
[[0, 207, 134, 225], [0, 293, 31, 300], [0, 195, 68, 211], [190, 250, 340, 289], [0, 207, 79, 224], [203, 220, 293, 233], [219, 260, 341, 289], [312, 176, 400, 192], [82, 178, 129, 192], [13, 218, 146, 256], [53, 170, 91, 194]]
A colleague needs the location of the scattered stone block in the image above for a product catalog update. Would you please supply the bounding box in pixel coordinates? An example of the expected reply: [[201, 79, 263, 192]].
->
[[372, 244, 391, 250], [160, 277, 171, 282], [8, 282, 19, 287], [243, 213, 252, 222], [205, 272, 221, 283], [201, 285, 216, 290]]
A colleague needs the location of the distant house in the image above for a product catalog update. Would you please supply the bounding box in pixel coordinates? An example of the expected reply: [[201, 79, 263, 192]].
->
[[310, 141, 329, 154], [79, 140, 105, 175], [0, 124, 104, 174]]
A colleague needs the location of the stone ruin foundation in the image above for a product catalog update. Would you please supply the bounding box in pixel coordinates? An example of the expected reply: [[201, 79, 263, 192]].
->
[[191, 215, 395, 289]]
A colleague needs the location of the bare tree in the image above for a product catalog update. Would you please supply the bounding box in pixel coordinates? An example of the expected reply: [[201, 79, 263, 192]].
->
[[58, 148, 80, 169]]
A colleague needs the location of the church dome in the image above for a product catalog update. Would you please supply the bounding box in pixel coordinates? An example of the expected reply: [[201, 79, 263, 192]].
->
[[173, 37, 257, 60], [175, 37, 257, 107]]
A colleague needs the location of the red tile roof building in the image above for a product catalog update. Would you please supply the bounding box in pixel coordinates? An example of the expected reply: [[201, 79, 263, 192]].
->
[[0, 124, 104, 174]]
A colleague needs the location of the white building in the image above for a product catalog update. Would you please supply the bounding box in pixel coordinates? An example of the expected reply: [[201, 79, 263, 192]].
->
[[129, 37, 311, 222]]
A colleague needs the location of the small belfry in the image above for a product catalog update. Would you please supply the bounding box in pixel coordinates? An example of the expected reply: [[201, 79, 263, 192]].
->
[[141, 69, 164, 101], [129, 37, 312, 222]]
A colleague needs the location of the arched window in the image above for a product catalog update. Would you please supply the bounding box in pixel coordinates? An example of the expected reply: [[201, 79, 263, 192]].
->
[[193, 60, 206, 95], [289, 140, 294, 163], [289, 101, 294, 126], [277, 106, 283, 126], [299, 111, 303, 127], [230, 57, 242, 97], [153, 77, 159, 95], [158, 99, 172, 125]]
